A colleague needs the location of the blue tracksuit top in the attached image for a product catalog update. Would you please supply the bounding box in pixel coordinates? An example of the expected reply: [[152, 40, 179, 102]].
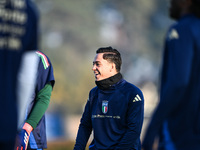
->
[[142, 14, 200, 150], [74, 79, 144, 150]]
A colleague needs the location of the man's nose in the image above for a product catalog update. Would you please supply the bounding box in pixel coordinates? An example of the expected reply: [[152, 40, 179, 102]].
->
[[92, 65, 96, 71]]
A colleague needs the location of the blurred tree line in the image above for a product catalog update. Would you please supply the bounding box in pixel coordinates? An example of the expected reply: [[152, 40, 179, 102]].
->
[[34, 0, 172, 115]]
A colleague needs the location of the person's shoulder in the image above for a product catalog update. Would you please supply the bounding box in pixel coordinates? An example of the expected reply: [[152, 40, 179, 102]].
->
[[166, 16, 198, 40], [121, 80, 144, 102], [172, 15, 200, 29], [90, 86, 98, 93], [123, 79, 141, 90], [36, 51, 52, 69], [122, 80, 143, 95], [88, 86, 98, 101], [36, 50, 52, 61], [36, 50, 48, 57]]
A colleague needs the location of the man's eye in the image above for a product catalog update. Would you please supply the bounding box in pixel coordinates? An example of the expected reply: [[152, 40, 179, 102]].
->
[[93, 62, 100, 67]]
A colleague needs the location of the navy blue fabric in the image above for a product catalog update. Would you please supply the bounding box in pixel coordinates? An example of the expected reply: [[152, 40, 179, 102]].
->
[[35, 51, 55, 93], [74, 79, 144, 150], [0, 141, 15, 150], [27, 51, 55, 149], [0, 0, 38, 142], [142, 14, 200, 150]]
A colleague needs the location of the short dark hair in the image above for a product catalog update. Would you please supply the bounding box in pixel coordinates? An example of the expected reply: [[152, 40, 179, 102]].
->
[[96, 46, 122, 72]]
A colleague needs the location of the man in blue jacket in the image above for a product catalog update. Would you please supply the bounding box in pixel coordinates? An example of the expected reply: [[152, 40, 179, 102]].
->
[[74, 46, 144, 150], [142, 0, 200, 149]]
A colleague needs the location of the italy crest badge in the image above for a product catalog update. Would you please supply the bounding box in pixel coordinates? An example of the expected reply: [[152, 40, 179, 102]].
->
[[102, 100, 108, 114]]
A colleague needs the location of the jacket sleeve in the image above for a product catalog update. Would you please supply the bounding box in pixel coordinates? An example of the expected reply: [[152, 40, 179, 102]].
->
[[116, 90, 144, 149], [74, 99, 93, 150], [26, 83, 52, 129], [142, 25, 194, 149]]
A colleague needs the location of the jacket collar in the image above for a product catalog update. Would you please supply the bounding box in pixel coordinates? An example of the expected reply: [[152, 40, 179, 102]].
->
[[95, 73, 122, 90]]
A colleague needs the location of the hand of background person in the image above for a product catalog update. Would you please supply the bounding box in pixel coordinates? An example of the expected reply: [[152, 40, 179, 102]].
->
[[15, 123, 33, 150]]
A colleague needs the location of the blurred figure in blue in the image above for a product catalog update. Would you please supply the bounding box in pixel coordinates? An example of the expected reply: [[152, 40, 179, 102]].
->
[[0, 0, 38, 149], [142, 0, 200, 150]]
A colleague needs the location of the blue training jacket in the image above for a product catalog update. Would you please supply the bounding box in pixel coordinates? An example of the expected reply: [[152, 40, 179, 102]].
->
[[142, 14, 200, 150], [74, 79, 144, 150]]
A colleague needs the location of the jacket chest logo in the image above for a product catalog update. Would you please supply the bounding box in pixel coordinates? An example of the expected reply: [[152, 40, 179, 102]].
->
[[102, 100, 108, 114]]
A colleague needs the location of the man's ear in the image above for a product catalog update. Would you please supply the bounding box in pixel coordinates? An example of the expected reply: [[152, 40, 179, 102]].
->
[[111, 63, 116, 72]]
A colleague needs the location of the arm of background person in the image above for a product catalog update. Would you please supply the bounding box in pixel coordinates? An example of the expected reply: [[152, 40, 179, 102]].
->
[[25, 83, 53, 129]]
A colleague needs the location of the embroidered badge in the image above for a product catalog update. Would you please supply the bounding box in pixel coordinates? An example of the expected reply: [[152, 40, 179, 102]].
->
[[102, 100, 108, 114]]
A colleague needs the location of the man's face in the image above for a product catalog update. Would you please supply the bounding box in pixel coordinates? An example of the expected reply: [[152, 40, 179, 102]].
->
[[92, 53, 113, 81], [169, 0, 183, 20]]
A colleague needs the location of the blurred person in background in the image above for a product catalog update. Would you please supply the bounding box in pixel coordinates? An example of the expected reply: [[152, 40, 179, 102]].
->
[[0, 0, 38, 149], [15, 51, 55, 150], [142, 0, 200, 149], [74, 46, 144, 150]]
